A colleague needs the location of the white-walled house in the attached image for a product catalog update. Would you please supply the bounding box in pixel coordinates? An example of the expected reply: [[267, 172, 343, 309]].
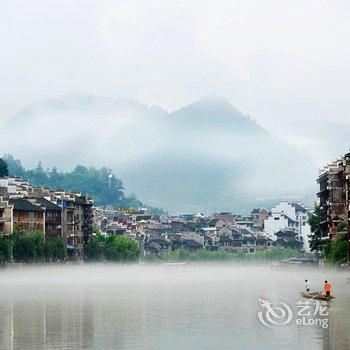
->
[[264, 201, 311, 251]]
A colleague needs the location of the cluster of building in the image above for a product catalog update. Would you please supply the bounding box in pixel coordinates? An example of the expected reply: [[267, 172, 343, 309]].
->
[[0, 174, 314, 261], [0, 177, 93, 259], [94, 201, 313, 255], [317, 151, 350, 241], [93, 209, 273, 254]]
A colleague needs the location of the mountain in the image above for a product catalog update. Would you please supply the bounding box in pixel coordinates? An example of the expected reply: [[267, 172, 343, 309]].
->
[[1, 93, 166, 169], [112, 96, 317, 212], [0, 94, 317, 213]]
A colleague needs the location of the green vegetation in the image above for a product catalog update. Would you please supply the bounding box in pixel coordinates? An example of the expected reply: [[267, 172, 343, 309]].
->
[[1, 230, 67, 263], [0, 158, 9, 177], [323, 235, 348, 265], [84, 233, 105, 262], [84, 231, 140, 262], [0, 226, 140, 263], [104, 236, 140, 262], [307, 204, 348, 265], [308, 204, 323, 253], [44, 237, 67, 262], [145, 246, 312, 263], [3, 154, 142, 208], [12, 230, 45, 263], [0, 235, 12, 263]]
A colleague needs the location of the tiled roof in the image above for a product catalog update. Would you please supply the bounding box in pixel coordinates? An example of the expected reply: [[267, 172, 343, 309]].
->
[[291, 203, 308, 213], [35, 197, 62, 211], [9, 198, 43, 212]]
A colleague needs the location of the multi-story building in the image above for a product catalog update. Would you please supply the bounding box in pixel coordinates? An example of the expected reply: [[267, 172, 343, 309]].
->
[[250, 208, 269, 228], [35, 197, 62, 238], [8, 198, 45, 233], [264, 201, 311, 251], [0, 177, 30, 197], [272, 229, 303, 250], [0, 177, 94, 260], [0, 198, 13, 235], [81, 195, 94, 244], [217, 227, 272, 253], [317, 153, 350, 239], [55, 192, 94, 259]]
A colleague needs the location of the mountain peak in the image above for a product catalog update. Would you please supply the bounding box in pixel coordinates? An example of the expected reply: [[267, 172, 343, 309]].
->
[[182, 95, 241, 117], [171, 95, 256, 133], [195, 95, 232, 106]]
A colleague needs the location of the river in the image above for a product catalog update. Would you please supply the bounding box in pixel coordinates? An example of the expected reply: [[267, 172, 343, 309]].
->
[[0, 264, 349, 350]]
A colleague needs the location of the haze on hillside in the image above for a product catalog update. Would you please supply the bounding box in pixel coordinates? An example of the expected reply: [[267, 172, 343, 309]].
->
[[1, 0, 350, 211], [0, 94, 316, 213]]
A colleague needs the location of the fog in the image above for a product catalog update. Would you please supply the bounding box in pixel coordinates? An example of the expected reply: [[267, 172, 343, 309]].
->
[[0, 264, 349, 349], [0, 263, 347, 289], [1, 0, 350, 140], [1, 1, 349, 203]]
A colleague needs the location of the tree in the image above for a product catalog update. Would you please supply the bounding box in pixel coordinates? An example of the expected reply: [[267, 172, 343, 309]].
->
[[2, 154, 24, 176], [308, 204, 323, 252], [323, 236, 347, 265], [49, 167, 64, 187], [0, 235, 12, 263], [12, 230, 44, 263], [2, 154, 146, 209], [0, 158, 9, 177], [44, 237, 67, 262], [104, 236, 140, 262], [84, 233, 105, 262], [338, 220, 348, 232]]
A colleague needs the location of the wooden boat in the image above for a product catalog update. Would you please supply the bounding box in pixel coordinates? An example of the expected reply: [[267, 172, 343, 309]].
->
[[300, 291, 335, 301]]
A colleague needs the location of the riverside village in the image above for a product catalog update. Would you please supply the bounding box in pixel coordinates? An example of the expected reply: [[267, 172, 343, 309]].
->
[[1, 151, 350, 267]]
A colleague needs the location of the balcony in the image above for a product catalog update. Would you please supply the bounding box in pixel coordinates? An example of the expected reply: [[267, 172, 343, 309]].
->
[[45, 228, 62, 237], [45, 217, 61, 224]]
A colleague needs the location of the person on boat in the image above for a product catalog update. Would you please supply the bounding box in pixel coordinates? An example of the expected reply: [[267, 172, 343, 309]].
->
[[323, 280, 332, 297], [305, 279, 311, 292]]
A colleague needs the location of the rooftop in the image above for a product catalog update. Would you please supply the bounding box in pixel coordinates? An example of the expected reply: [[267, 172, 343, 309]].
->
[[9, 198, 44, 212], [35, 197, 62, 211]]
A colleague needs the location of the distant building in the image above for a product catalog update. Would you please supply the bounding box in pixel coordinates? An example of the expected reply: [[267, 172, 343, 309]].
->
[[272, 229, 303, 250], [171, 233, 204, 252], [264, 201, 311, 251], [249, 208, 269, 229]]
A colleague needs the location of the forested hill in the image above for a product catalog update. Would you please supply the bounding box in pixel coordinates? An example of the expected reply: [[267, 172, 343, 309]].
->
[[2, 154, 143, 209], [1, 94, 316, 213]]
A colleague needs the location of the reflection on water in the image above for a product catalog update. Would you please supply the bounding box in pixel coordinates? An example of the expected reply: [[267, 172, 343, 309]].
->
[[0, 264, 349, 350]]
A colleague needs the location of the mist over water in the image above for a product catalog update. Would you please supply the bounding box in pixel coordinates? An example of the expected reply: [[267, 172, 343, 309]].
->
[[0, 264, 349, 350]]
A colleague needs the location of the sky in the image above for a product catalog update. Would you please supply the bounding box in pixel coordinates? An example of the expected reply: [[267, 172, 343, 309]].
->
[[1, 0, 350, 134]]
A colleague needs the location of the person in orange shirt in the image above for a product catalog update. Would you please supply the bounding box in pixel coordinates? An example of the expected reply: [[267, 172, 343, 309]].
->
[[324, 280, 332, 297]]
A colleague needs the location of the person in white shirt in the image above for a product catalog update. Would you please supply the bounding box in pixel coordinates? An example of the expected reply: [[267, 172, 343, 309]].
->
[[305, 279, 311, 292]]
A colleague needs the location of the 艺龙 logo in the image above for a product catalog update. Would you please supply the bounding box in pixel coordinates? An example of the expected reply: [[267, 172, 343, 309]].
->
[[257, 298, 293, 328]]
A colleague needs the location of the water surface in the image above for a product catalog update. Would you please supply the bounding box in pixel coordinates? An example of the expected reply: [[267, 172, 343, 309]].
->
[[0, 264, 349, 350]]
